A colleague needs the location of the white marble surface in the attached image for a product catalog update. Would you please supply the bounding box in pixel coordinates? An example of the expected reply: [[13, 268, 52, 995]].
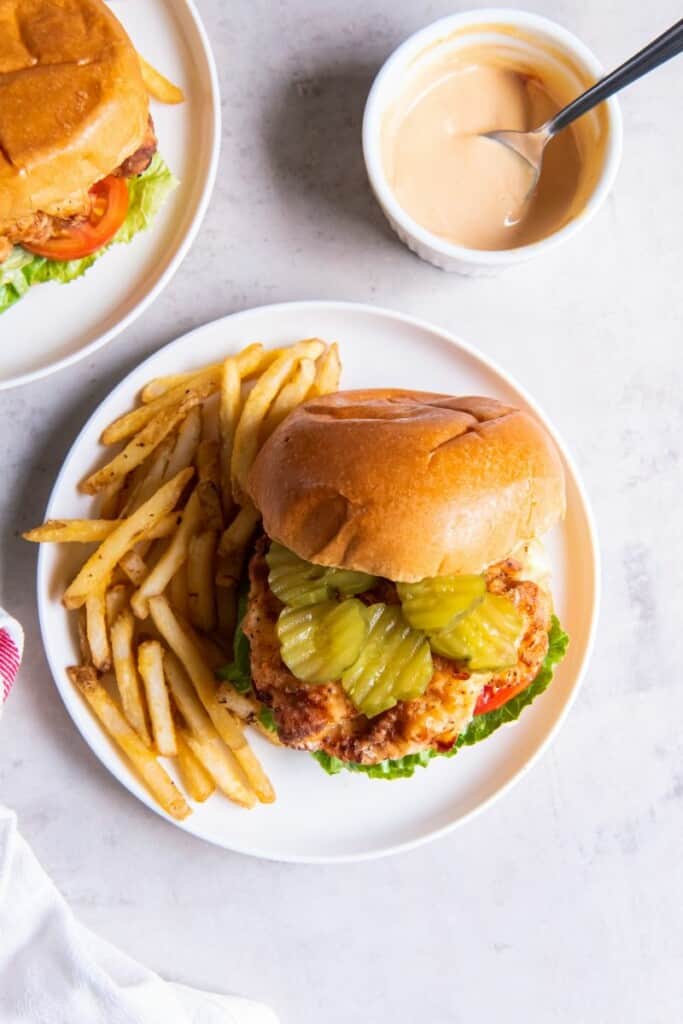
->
[[1, 1, 682, 1020]]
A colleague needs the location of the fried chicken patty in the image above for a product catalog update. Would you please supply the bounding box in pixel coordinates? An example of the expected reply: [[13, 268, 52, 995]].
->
[[0, 118, 158, 263], [243, 538, 552, 765]]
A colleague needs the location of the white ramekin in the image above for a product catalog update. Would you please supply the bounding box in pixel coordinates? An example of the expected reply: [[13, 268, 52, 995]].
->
[[363, 9, 623, 275]]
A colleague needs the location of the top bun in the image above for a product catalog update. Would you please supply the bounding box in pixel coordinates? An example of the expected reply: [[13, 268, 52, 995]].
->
[[0, 0, 149, 223], [248, 389, 566, 582]]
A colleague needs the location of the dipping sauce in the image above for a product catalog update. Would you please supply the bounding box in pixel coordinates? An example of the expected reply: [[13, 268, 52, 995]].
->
[[382, 45, 587, 250]]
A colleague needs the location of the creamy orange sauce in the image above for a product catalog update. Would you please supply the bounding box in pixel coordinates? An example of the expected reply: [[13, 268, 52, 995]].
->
[[382, 47, 589, 250]]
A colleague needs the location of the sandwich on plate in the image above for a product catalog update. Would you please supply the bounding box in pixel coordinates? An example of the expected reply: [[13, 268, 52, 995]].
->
[[0, 0, 177, 313], [236, 389, 569, 778]]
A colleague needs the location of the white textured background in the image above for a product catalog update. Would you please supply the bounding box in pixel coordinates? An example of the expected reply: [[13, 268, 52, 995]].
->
[[1, 1, 682, 1021]]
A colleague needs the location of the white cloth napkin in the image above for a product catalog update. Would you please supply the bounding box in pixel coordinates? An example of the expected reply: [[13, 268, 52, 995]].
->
[[0, 607, 278, 1024]]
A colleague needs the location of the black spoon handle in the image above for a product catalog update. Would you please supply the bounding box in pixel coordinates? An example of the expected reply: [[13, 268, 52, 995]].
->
[[549, 18, 683, 136]]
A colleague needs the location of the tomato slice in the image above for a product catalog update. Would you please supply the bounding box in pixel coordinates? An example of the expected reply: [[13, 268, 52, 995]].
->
[[23, 175, 129, 261], [474, 678, 530, 716]]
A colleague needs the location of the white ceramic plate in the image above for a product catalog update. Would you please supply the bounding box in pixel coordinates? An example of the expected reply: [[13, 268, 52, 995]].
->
[[0, 0, 220, 390], [37, 302, 599, 862]]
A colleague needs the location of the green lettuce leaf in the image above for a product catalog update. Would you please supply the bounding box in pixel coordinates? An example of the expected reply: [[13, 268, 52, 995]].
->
[[312, 615, 570, 780], [258, 706, 278, 733], [0, 153, 177, 314]]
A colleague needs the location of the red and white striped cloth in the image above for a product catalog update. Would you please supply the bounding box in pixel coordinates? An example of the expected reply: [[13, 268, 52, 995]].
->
[[0, 609, 23, 710]]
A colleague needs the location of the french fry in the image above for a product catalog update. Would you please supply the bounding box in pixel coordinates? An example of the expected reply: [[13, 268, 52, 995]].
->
[[138, 54, 185, 104], [149, 597, 244, 746], [139, 343, 272, 403], [99, 477, 127, 519], [131, 490, 201, 619], [219, 356, 241, 513], [261, 357, 316, 439], [216, 581, 237, 639], [231, 339, 324, 499], [175, 728, 215, 802], [77, 608, 91, 665], [110, 609, 151, 745], [24, 512, 180, 545], [197, 440, 223, 531], [217, 502, 259, 577], [101, 376, 215, 447], [121, 433, 176, 514], [162, 406, 202, 483], [168, 560, 189, 617], [150, 597, 274, 802], [85, 589, 110, 671], [106, 346, 269, 445], [163, 651, 255, 807], [201, 397, 220, 444], [62, 469, 193, 609], [137, 641, 176, 756], [309, 342, 341, 397], [82, 398, 201, 495], [105, 584, 130, 627], [118, 549, 148, 586], [69, 666, 190, 820], [187, 530, 217, 632]]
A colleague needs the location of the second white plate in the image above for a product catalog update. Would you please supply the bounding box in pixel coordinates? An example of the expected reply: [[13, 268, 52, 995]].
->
[[36, 301, 599, 862], [0, 0, 220, 389]]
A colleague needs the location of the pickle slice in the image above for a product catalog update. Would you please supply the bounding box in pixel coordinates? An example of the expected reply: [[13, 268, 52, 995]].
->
[[341, 604, 433, 718], [277, 599, 369, 683], [397, 574, 486, 630], [429, 592, 526, 671], [266, 542, 376, 607]]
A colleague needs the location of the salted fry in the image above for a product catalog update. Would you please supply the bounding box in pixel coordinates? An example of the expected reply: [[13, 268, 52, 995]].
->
[[62, 469, 193, 609], [122, 433, 175, 514], [231, 339, 324, 499], [77, 608, 91, 665], [310, 342, 341, 397], [102, 377, 215, 447], [99, 477, 127, 519], [140, 343, 272, 402], [82, 398, 201, 495], [105, 584, 129, 626], [219, 357, 241, 512], [85, 589, 110, 671], [110, 609, 151, 745], [217, 502, 259, 578], [24, 512, 179, 545], [151, 598, 273, 800], [118, 549, 148, 586], [163, 651, 255, 807], [201, 398, 220, 444], [138, 54, 185, 104], [175, 729, 215, 802], [187, 530, 217, 632], [131, 490, 201, 619], [197, 440, 223, 531], [138, 641, 176, 756], [162, 406, 202, 482], [69, 666, 190, 820], [216, 582, 237, 639], [168, 560, 189, 617], [261, 357, 316, 439], [149, 597, 244, 747]]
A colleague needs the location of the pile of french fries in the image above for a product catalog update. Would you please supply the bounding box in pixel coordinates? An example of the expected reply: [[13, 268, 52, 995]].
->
[[25, 339, 341, 820]]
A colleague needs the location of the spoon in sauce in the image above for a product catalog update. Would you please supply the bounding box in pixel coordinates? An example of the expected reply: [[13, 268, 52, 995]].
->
[[484, 18, 683, 193]]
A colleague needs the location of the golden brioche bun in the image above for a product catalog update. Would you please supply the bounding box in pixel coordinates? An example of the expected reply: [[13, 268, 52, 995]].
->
[[248, 389, 566, 581], [0, 0, 149, 223]]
